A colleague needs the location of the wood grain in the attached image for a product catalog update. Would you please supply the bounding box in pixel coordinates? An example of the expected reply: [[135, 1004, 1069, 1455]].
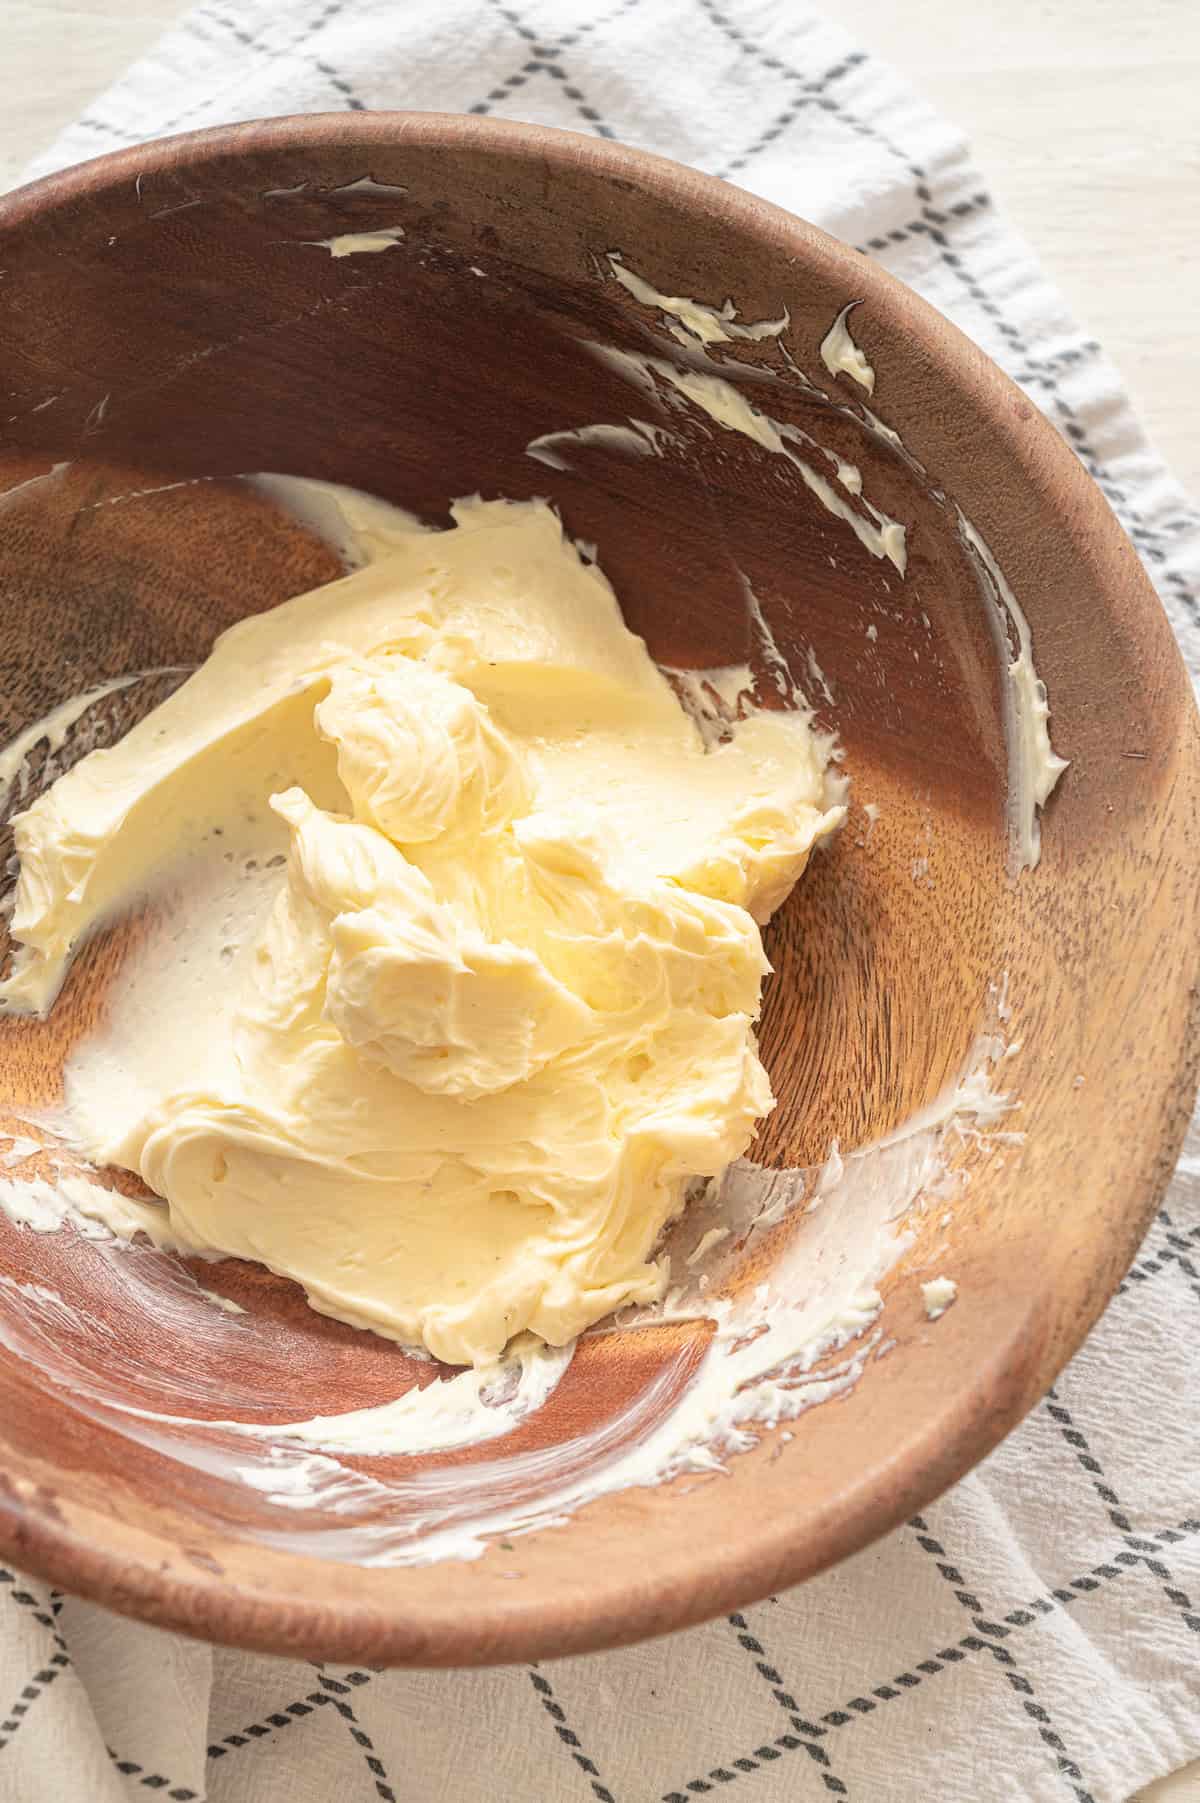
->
[[4, 0, 1197, 501]]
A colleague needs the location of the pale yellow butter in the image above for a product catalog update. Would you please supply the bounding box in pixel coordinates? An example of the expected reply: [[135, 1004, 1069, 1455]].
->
[[2, 495, 842, 1366]]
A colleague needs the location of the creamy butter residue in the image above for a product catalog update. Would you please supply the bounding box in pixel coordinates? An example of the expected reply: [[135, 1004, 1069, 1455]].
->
[[608, 255, 790, 346], [820, 302, 876, 394], [1, 491, 843, 1369], [219, 1333, 572, 1455], [575, 263, 1067, 865], [0, 674, 140, 813], [0, 1161, 185, 1245], [305, 225, 405, 258], [586, 342, 908, 574], [956, 509, 1069, 870], [921, 1275, 957, 1319], [525, 419, 676, 472], [327, 176, 408, 200]]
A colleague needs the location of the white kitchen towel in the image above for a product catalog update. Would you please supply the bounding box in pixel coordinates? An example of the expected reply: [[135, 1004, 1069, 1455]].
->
[[4, 3, 1200, 1801]]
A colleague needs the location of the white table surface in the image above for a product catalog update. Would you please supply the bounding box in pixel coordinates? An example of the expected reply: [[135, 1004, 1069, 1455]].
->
[[2, 2, 1198, 1796]]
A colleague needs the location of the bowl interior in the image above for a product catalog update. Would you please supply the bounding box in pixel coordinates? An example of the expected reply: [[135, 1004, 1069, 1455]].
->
[[0, 117, 1195, 1662]]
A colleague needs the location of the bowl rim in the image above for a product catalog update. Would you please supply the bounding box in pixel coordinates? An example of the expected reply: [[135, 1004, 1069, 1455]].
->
[[1, 108, 1197, 1666]]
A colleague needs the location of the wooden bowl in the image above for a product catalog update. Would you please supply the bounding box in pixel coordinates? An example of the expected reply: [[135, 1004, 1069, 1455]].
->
[[0, 114, 1196, 1664]]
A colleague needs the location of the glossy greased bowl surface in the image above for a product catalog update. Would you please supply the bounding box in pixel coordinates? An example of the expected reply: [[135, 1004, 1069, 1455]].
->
[[0, 114, 1195, 1663]]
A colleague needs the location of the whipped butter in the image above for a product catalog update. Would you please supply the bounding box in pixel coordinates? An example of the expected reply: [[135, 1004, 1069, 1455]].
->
[[1, 494, 842, 1367]]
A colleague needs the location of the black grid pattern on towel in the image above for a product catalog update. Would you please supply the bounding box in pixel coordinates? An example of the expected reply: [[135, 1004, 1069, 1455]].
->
[[7, 1516, 1194, 1798]]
